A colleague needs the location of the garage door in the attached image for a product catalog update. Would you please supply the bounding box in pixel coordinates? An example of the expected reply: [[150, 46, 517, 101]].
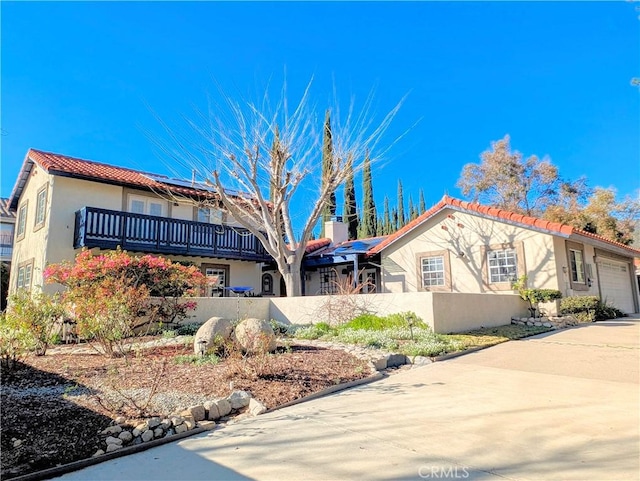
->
[[598, 259, 636, 314]]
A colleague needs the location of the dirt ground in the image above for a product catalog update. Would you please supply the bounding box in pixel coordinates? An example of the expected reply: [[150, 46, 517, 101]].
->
[[0, 339, 372, 479]]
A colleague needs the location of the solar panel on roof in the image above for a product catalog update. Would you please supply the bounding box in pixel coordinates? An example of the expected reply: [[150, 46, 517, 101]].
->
[[143, 173, 218, 193]]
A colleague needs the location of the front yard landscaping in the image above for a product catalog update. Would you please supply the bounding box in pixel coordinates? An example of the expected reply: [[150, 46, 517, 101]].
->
[[287, 314, 554, 357]]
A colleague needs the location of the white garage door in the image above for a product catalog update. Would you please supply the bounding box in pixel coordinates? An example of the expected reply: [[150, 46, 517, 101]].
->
[[598, 259, 636, 314]]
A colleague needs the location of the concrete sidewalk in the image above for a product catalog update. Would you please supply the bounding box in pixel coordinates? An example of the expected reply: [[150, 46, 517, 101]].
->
[[55, 318, 639, 481]]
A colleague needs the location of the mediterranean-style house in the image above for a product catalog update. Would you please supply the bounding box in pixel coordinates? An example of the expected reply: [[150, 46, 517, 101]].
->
[[8, 148, 639, 314], [7, 149, 282, 297], [304, 196, 640, 314]]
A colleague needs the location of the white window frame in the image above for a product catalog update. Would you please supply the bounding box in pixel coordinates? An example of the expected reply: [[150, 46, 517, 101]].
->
[[127, 194, 165, 217], [487, 248, 518, 284], [569, 249, 585, 284], [421, 256, 445, 287], [197, 207, 224, 224], [16, 260, 34, 290], [34, 185, 48, 229], [17, 202, 28, 240]]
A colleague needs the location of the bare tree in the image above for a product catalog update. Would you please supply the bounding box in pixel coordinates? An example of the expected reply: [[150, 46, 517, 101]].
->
[[157, 79, 404, 296]]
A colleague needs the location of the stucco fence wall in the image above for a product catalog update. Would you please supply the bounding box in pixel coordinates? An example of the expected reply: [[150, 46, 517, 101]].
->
[[181, 293, 528, 334]]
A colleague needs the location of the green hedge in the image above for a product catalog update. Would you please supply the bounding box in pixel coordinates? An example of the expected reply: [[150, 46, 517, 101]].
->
[[560, 296, 624, 322]]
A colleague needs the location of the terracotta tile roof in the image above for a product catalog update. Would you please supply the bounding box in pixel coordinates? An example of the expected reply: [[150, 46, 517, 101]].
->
[[367, 195, 640, 257], [304, 238, 332, 254], [25, 149, 214, 199], [0, 198, 16, 219]]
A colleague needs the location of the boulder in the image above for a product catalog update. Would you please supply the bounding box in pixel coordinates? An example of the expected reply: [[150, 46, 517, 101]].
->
[[141, 430, 154, 442], [193, 317, 233, 356], [175, 423, 188, 434], [182, 405, 206, 422], [106, 444, 122, 453], [234, 318, 277, 354], [227, 390, 251, 410], [204, 401, 220, 421], [105, 436, 123, 446], [215, 398, 232, 417], [249, 398, 267, 416], [147, 417, 162, 429], [101, 425, 122, 435], [154, 427, 164, 438], [118, 431, 133, 443]]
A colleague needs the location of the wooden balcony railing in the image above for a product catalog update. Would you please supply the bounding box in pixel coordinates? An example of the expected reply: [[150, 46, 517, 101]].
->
[[74, 207, 272, 262]]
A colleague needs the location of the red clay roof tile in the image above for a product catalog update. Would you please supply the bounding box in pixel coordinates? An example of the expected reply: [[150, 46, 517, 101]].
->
[[367, 195, 640, 257], [26, 149, 218, 199]]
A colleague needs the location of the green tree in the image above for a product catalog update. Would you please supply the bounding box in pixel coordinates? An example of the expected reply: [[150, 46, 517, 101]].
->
[[392, 207, 398, 231], [320, 110, 336, 237], [409, 194, 417, 220], [360, 153, 377, 238], [343, 155, 359, 240], [397, 180, 405, 228], [457, 135, 560, 216], [419, 189, 426, 215], [546, 187, 638, 245], [382, 196, 392, 235]]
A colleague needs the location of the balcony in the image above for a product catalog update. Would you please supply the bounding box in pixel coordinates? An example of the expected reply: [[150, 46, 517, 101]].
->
[[74, 207, 272, 262]]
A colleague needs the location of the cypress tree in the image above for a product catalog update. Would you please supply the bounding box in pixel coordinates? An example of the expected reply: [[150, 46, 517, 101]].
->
[[382, 196, 391, 235], [409, 194, 418, 221], [397, 180, 405, 228], [343, 155, 359, 240], [360, 153, 377, 238], [320, 110, 336, 237], [392, 207, 398, 232], [419, 188, 426, 215]]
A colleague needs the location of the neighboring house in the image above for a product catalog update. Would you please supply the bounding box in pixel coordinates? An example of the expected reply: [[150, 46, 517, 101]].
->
[[7, 149, 280, 296], [0, 198, 16, 265], [303, 196, 640, 314], [356, 195, 640, 314], [303, 219, 386, 295]]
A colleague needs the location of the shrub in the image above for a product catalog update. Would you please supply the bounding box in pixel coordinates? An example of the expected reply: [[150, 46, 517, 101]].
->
[[512, 276, 562, 318], [6, 290, 65, 356], [0, 312, 36, 371], [341, 312, 426, 331], [176, 323, 201, 336], [289, 323, 333, 340], [560, 296, 623, 322], [269, 319, 290, 336], [174, 353, 220, 366], [45, 249, 205, 357]]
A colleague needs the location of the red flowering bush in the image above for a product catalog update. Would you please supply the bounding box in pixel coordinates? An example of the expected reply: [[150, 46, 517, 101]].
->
[[45, 249, 206, 357]]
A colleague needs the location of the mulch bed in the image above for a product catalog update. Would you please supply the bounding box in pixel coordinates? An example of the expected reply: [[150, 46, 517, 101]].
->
[[1, 340, 372, 479]]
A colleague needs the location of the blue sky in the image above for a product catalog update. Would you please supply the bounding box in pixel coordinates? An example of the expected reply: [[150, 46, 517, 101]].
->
[[2, 1, 639, 227]]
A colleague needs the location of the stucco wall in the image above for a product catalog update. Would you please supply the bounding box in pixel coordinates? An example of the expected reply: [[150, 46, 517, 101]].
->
[[9, 165, 57, 292], [431, 292, 527, 332], [185, 297, 270, 324], [381, 208, 560, 294], [185, 291, 528, 333]]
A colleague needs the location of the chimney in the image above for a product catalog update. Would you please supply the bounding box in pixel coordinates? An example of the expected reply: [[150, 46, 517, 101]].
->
[[324, 216, 348, 245]]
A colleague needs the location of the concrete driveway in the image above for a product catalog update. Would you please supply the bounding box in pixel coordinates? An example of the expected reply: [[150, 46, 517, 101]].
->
[[56, 318, 639, 481]]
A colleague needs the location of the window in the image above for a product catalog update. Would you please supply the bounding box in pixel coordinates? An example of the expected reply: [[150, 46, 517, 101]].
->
[[127, 194, 165, 217], [262, 273, 274, 295], [197, 207, 224, 224], [34, 185, 48, 229], [16, 202, 27, 240], [569, 249, 585, 284], [16, 260, 34, 290], [319, 267, 337, 294], [201, 264, 228, 297], [487, 249, 518, 283], [421, 256, 445, 287]]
